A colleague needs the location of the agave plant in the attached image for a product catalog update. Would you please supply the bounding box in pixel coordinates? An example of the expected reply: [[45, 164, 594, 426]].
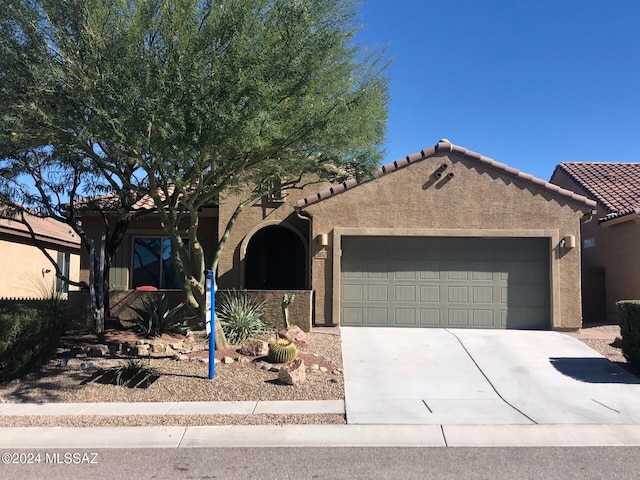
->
[[129, 294, 186, 337], [110, 359, 159, 388], [216, 290, 270, 345]]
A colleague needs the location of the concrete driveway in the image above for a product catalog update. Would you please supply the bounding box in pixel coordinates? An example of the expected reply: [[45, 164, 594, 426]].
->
[[341, 327, 640, 425]]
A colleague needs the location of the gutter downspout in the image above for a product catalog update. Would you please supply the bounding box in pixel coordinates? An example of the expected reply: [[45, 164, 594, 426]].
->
[[295, 207, 315, 327]]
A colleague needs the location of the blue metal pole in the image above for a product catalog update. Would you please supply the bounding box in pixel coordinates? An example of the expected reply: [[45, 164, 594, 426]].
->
[[205, 269, 216, 379]]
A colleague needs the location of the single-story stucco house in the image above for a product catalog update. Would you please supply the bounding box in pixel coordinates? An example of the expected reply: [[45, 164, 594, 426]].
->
[[550, 162, 640, 323], [0, 213, 80, 299], [77, 139, 596, 331]]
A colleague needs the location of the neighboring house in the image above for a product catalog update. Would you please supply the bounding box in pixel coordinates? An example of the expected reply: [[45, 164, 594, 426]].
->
[[550, 162, 640, 323], [0, 213, 81, 299], [78, 139, 595, 330]]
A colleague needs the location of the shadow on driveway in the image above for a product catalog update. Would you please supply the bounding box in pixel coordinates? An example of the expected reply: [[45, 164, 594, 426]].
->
[[549, 357, 640, 384]]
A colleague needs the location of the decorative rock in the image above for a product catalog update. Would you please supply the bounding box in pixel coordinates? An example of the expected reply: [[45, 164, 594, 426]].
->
[[269, 365, 281, 373], [186, 330, 194, 337], [169, 342, 184, 351], [332, 369, 342, 375], [70, 347, 86, 356], [79, 360, 102, 371], [309, 364, 320, 372], [89, 345, 109, 357], [175, 354, 189, 362], [135, 339, 147, 346], [151, 342, 166, 354], [75, 353, 87, 359], [136, 345, 150, 356], [319, 366, 328, 373], [214, 358, 221, 364], [238, 357, 250, 364], [198, 357, 209, 364], [278, 358, 306, 385], [222, 356, 234, 364], [254, 361, 272, 370], [238, 339, 269, 357], [278, 326, 308, 348]]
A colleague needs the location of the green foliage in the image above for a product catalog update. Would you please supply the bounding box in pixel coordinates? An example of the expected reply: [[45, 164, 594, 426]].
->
[[109, 359, 159, 388], [129, 294, 186, 338], [0, 303, 66, 382], [617, 300, 640, 366], [267, 338, 298, 364], [0, 0, 389, 332], [216, 291, 270, 345]]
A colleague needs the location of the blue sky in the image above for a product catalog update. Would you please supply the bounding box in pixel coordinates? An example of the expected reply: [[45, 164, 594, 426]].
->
[[355, 0, 640, 180]]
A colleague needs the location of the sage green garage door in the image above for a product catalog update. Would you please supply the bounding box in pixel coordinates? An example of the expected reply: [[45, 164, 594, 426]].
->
[[341, 236, 550, 329]]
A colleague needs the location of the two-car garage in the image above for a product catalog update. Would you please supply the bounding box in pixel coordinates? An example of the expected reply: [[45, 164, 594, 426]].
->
[[340, 236, 551, 329]]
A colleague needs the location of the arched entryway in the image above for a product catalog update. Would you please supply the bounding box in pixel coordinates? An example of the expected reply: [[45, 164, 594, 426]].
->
[[244, 225, 306, 289]]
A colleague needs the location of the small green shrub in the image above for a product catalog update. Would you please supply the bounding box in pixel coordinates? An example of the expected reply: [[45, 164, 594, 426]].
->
[[0, 303, 66, 382], [129, 294, 186, 337], [216, 291, 270, 345], [617, 300, 640, 366], [110, 359, 159, 388]]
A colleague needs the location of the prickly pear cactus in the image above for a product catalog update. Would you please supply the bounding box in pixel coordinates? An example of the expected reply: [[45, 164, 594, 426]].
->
[[267, 338, 298, 364]]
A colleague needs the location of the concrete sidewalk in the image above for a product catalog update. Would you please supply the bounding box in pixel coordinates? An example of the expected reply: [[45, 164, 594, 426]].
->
[[3, 423, 640, 448], [0, 400, 344, 416]]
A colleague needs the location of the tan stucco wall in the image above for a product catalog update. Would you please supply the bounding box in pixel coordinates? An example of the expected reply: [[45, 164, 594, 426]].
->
[[0, 239, 80, 299], [303, 151, 588, 330], [600, 219, 640, 320]]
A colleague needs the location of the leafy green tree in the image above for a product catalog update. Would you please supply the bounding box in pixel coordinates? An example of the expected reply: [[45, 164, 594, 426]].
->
[[0, 0, 389, 347]]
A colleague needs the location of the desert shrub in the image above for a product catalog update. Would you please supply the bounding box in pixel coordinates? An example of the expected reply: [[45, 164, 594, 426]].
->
[[129, 294, 187, 337], [617, 300, 640, 366], [0, 302, 66, 382], [108, 359, 159, 388], [216, 291, 270, 345]]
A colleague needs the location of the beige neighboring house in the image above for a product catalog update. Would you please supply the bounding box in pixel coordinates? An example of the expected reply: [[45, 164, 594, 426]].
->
[[78, 139, 595, 331], [0, 213, 81, 299], [550, 162, 640, 323]]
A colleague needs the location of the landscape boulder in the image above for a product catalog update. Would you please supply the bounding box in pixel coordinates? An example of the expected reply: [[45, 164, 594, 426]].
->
[[278, 326, 308, 348], [278, 358, 306, 385], [238, 338, 269, 357]]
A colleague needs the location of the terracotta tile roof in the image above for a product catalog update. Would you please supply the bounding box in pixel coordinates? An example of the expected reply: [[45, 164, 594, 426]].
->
[[296, 139, 596, 209], [551, 162, 640, 223], [0, 213, 81, 250]]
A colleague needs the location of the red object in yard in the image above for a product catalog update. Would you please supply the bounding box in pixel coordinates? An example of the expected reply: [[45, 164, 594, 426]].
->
[[135, 285, 159, 291]]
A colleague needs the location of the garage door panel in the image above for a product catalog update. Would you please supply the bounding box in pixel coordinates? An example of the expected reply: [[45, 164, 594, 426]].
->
[[395, 308, 416, 326], [419, 286, 441, 302], [343, 284, 364, 302], [368, 308, 389, 325], [448, 310, 470, 327], [395, 285, 416, 302], [341, 236, 550, 329], [472, 310, 494, 327], [367, 285, 388, 302], [420, 309, 441, 326]]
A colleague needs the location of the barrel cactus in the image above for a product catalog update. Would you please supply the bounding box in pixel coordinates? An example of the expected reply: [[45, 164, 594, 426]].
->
[[267, 338, 298, 364]]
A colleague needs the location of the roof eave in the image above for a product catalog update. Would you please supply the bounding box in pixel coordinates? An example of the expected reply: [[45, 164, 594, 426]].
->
[[296, 140, 597, 210]]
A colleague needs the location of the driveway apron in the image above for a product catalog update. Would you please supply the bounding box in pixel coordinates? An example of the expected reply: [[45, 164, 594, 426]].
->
[[340, 327, 640, 425]]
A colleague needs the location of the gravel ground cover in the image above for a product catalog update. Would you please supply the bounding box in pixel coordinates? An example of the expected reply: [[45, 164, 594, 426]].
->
[[0, 323, 635, 427]]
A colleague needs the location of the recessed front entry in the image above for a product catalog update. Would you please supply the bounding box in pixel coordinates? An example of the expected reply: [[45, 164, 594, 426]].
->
[[341, 236, 550, 329], [244, 225, 306, 289]]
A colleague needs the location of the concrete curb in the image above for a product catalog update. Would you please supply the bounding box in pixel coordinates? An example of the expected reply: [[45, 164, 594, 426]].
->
[[2, 424, 640, 448]]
